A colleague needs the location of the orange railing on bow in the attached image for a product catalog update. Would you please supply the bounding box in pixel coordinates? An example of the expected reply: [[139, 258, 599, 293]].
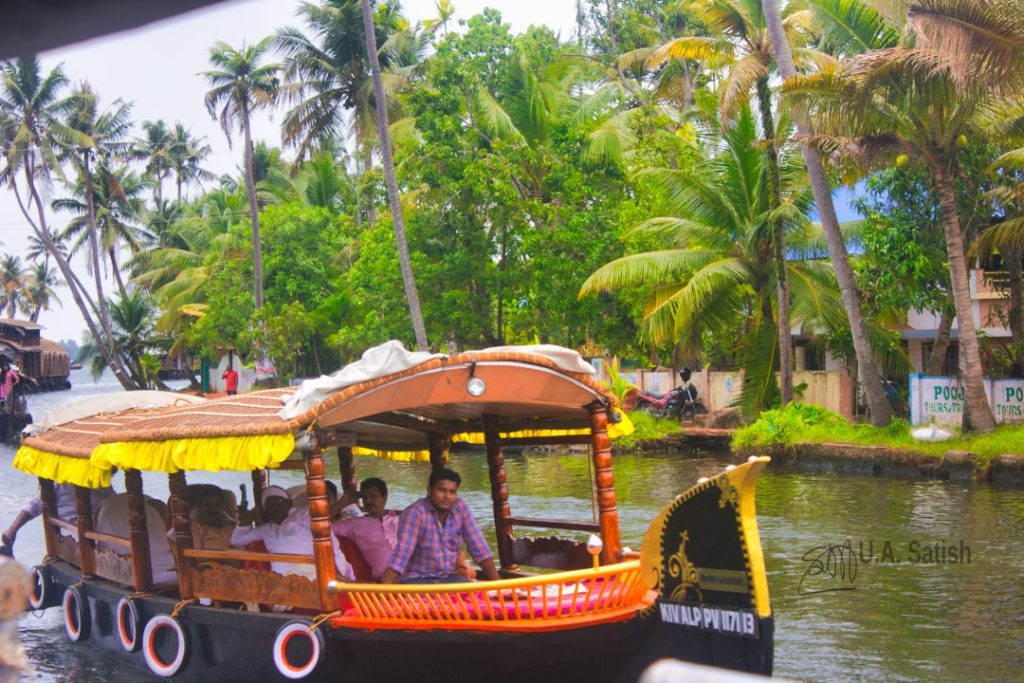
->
[[330, 561, 655, 632]]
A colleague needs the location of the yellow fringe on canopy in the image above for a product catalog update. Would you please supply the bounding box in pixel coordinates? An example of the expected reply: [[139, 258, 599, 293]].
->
[[91, 433, 296, 473], [13, 445, 111, 488], [352, 446, 431, 463], [450, 408, 635, 445]]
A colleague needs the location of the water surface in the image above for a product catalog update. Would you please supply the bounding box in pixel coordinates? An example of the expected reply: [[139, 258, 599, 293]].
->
[[4, 372, 1022, 682]]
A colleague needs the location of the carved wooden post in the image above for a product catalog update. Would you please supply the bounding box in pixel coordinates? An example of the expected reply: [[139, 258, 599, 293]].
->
[[251, 468, 268, 524], [124, 469, 153, 593], [427, 432, 448, 471], [168, 472, 194, 599], [305, 435, 336, 611], [38, 478, 59, 559], [587, 403, 621, 565], [338, 447, 357, 495], [74, 487, 96, 576], [482, 415, 514, 569]]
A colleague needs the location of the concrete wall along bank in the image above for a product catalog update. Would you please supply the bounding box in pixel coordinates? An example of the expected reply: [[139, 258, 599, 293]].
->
[[909, 374, 1024, 426]]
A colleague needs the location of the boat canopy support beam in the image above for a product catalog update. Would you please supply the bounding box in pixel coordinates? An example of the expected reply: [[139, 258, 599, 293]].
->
[[483, 414, 515, 570], [305, 435, 337, 612], [74, 486, 96, 576], [125, 469, 154, 593], [168, 471, 195, 599], [587, 402, 621, 565], [39, 478, 59, 559]]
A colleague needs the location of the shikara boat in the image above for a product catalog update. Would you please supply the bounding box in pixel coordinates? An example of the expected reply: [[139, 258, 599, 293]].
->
[[14, 342, 773, 682]]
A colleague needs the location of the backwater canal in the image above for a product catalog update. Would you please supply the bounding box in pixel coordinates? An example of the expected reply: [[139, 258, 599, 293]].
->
[[3, 371, 1022, 682]]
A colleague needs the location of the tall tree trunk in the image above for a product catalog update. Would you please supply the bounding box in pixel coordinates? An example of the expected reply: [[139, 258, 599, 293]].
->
[[18, 165, 137, 389], [176, 175, 183, 207], [364, 144, 376, 228], [763, 0, 894, 425], [361, 0, 429, 351], [241, 106, 264, 309], [933, 167, 995, 432], [108, 248, 129, 299], [83, 154, 123, 375], [755, 78, 793, 406], [1005, 243, 1024, 377], [926, 306, 954, 376]]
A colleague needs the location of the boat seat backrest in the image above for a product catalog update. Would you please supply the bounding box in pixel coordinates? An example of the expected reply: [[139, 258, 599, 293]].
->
[[94, 493, 177, 584]]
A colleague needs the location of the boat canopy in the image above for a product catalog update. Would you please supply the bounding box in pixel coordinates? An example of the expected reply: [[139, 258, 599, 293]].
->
[[87, 343, 632, 475], [14, 392, 208, 488]]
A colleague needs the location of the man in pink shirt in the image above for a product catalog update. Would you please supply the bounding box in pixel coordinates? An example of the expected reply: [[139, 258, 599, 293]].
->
[[0, 356, 19, 406], [332, 478, 400, 581]]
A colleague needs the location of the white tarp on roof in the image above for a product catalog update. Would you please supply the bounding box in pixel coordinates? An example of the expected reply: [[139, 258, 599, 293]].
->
[[279, 339, 595, 420], [24, 390, 207, 436]]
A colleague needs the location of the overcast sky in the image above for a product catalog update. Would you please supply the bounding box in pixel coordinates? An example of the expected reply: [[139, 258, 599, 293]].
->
[[1, 0, 578, 343]]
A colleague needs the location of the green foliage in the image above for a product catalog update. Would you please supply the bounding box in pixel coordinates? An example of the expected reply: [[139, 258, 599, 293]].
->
[[733, 403, 845, 449], [603, 358, 637, 404], [732, 402, 1024, 464], [613, 410, 682, 450]]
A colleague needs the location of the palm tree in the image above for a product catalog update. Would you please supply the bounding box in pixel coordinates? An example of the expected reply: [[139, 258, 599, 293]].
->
[[132, 189, 248, 331], [582, 107, 846, 412], [80, 289, 169, 389], [781, 0, 1024, 432], [0, 255, 27, 318], [25, 260, 62, 322], [54, 160, 153, 297], [168, 123, 213, 205], [0, 57, 137, 388], [138, 119, 173, 205], [57, 82, 134, 353], [274, 0, 406, 225], [761, 0, 894, 425], [360, 0, 428, 350], [651, 0, 796, 404], [202, 37, 280, 310]]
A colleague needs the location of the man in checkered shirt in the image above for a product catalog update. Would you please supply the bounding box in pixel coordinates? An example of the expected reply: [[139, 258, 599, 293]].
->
[[380, 468, 500, 584]]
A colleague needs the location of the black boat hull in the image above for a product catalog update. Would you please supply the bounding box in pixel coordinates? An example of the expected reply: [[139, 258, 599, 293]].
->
[[39, 561, 772, 682]]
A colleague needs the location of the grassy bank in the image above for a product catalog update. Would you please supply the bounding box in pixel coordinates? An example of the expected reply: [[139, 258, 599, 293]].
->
[[732, 404, 1024, 466], [616, 411, 684, 450]]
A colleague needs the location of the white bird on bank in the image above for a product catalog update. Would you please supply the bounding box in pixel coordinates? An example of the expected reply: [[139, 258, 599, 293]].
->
[[911, 424, 954, 442]]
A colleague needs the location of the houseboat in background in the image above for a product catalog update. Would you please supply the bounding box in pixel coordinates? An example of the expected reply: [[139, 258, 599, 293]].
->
[[0, 319, 72, 391]]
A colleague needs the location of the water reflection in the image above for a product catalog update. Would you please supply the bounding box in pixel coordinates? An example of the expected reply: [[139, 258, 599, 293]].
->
[[3, 372, 1023, 681]]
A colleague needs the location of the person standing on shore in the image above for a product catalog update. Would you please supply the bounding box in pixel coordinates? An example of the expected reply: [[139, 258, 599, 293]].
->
[[222, 364, 239, 396]]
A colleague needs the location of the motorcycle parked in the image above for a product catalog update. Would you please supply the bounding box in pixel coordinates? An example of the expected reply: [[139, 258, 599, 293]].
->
[[633, 368, 707, 420]]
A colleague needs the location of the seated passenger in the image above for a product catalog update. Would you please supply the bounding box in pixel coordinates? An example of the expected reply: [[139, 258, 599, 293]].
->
[[380, 469, 500, 584], [230, 486, 354, 581], [184, 487, 236, 552], [3, 481, 116, 552], [332, 478, 400, 581], [95, 493, 176, 585]]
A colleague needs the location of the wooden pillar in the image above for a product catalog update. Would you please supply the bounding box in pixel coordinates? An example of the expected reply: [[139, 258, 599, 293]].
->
[[587, 403, 621, 565], [168, 472, 194, 599], [305, 435, 336, 611], [337, 447, 357, 495], [427, 432, 448, 471], [74, 487, 96, 576], [38, 478, 59, 559], [251, 469, 268, 524], [124, 469, 153, 593], [482, 415, 514, 570]]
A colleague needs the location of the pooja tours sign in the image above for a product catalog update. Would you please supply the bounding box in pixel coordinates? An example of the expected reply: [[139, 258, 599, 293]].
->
[[909, 374, 1024, 425]]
